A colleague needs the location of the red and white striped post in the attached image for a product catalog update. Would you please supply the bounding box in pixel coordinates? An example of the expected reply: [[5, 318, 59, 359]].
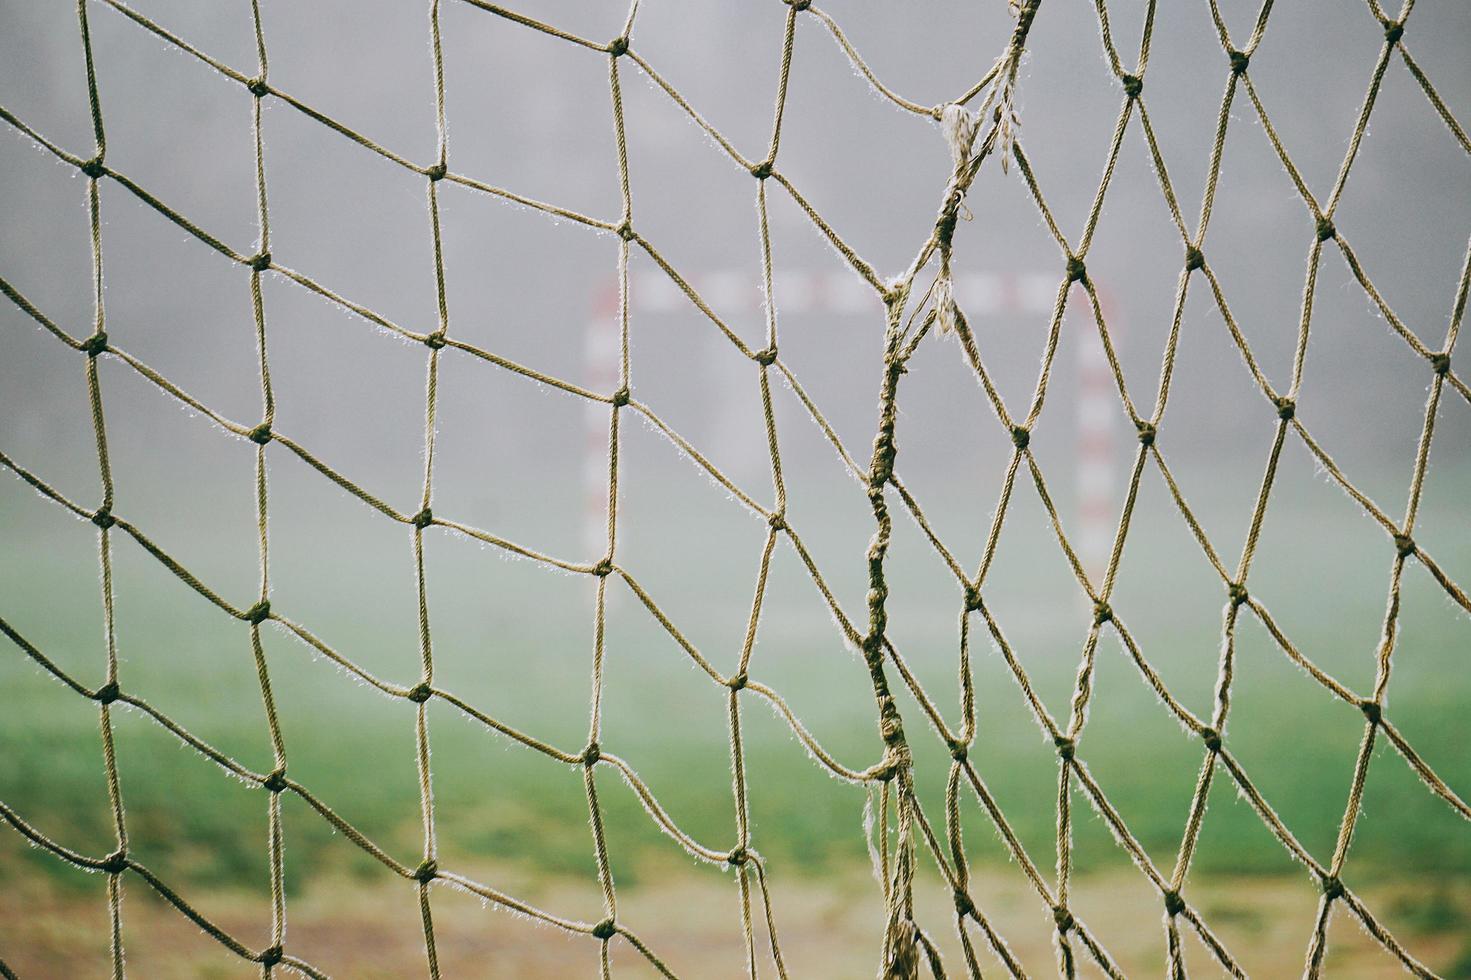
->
[[584, 269, 1120, 586]]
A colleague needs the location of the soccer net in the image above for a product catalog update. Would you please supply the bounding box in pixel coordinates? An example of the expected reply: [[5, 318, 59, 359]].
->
[[1, 0, 1469, 977]]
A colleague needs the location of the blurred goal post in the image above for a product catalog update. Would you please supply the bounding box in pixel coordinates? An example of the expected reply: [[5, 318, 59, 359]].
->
[[585, 269, 1122, 578]]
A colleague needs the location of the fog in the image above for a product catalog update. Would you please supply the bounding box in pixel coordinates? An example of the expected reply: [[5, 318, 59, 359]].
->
[[1, 2, 1469, 974]]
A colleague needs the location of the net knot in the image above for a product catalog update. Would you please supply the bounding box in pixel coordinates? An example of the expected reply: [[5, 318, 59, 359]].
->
[[749, 161, 772, 180], [728, 672, 748, 691], [616, 221, 635, 242], [248, 423, 272, 445], [727, 847, 748, 866], [92, 506, 116, 530], [248, 252, 272, 273], [872, 749, 902, 782], [1393, 532, 1414, 558], [1136, 420, 1157, 446], [1184, 245, 1204, 272], [414, 858, 438, 883], [406, 682, 433, 704], [964, 584, 983, 612], [1163, 889, 1186, 917], [424, 331, 447, 350], [1093, 600, 1113, 626], [1120, 73, 1142, 99], [881, 279, 908, 310], [263, 767, 288, 793], [948, 739, 968, 762], [1275, 396, 1295, 421], [81, 157, 107, 179], [258, 945, 284, 967], [611, 386, 631, 407], [1010, 425, 1030, 450], [789, 0, 811, 10], [411, 507, 434, 530], [1054, 735, 1075, 762], [80, 332, 108, 358], [1430, 352, 1450, 376], [754, 346, 778, 366], [1200, 726, 1222, 752], [879, 709, 904, 746], [1227, 582, 1248, 607], [1065, 255, 1087, 283], [93, 681, 121, 705], [1228, 49, 1249, 75], [607, 36, 628, 57], [1321, 875, 1345, 901], [936, 210, 960, 249], [243, 599, 272, 625], [766, 510, 786, 531], [949, 889, 975, 918], [247, 77, 270, 99], [1315, 215, 1336, 242], [1384, 21, 1404, 44], [426, 163, 447, 182], [592, 917, 617, 940], [939, 103, 976, 172], [101, 849, 128, 874], [1359, 700, 1382, 726], [1052, 905, 1074, 933], [582, 741, 601, 766], [592, 557, 614, 578]]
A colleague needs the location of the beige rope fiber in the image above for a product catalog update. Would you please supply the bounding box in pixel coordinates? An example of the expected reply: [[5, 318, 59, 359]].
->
[[1, 0, 1469, 976]]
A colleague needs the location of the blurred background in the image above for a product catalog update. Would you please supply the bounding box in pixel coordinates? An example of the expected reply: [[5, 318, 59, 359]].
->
[[1, 0, 1469, 976]]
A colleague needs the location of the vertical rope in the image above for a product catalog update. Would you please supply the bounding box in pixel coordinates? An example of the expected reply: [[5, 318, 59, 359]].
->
[[72, 2, 132, 976]]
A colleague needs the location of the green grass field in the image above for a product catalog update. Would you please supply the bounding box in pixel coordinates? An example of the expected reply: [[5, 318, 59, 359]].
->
[[3, 452, 1469, 976]]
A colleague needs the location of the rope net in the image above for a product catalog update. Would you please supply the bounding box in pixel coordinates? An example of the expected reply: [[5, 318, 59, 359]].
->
[[0, 0, 1468, 977]]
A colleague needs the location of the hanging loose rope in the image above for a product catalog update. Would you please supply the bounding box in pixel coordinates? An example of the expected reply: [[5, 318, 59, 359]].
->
[[0, 0, 1469, 976]]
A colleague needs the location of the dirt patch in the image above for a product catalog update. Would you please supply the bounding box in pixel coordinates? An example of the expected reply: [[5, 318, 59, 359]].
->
[[3, 852, 1468, 977]]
